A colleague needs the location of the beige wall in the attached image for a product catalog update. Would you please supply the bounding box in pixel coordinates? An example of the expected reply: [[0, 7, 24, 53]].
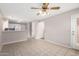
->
[[2, 23, 29, 45], [45, 8, 79, 47], [2, 31, 28, 45]]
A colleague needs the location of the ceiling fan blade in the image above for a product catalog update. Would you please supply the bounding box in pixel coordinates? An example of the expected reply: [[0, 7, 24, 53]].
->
[[50, 7, 60, 10], [31, 7, 41, 9]]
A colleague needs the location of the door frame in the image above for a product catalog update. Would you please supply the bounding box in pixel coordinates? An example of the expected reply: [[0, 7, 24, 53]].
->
[[71, 14, 79, 49], [35, 21, 45, 39], [32, 21, 45, 39]]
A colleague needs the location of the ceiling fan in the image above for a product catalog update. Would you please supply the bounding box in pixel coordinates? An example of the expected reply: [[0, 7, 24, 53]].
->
[[31, 3, 60, 15]]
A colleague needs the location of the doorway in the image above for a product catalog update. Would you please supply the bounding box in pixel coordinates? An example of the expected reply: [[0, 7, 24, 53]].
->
[[35, 21, 45, 39], [71, 14, 79, 50], [32, 21, 45, 39]]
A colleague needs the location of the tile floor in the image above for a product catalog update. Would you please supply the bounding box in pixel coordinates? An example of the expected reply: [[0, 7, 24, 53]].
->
[[0, 39, 79, 56]]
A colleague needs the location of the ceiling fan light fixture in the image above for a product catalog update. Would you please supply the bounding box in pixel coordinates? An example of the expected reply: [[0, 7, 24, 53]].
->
[[31, 3, 60, 16], [38, 10, 49, 16]]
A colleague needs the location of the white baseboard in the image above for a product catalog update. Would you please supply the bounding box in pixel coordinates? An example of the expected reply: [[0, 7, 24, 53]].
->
[[45, 39, 71, 48], [2, 39, 28, 45], [2, 38, 71, 49]]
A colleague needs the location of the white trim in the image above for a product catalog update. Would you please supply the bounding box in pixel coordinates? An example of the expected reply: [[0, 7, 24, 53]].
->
[[71, 14, 79, 49], [2, 39, 28, 45], [2, 38, 71, 48], [45, 39, 71, 48]]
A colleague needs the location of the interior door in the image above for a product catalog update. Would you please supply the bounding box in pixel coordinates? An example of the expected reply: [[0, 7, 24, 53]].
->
[[35, 21, 45, 39], [71, 14, 79, 49]]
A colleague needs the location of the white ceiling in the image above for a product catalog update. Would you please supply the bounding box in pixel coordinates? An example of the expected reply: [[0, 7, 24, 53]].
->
[[0, 3, 79, 22]]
